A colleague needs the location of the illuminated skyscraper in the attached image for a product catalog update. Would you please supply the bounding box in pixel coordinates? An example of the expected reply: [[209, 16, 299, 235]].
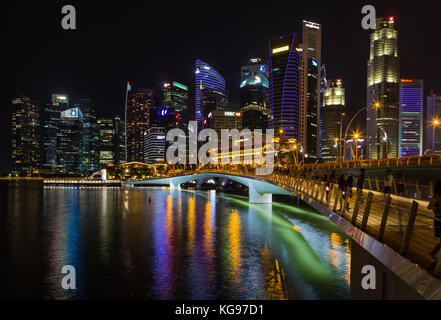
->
[[319, 63, 327, 158], [268, 33, 300, 147], [75, 98, 99, 175], [11, 93, 40, 176], [321, 79, 345, 161], [426, 92, 441, 154], [195, 59, 228, 130], [57, 106, 83, 175], [126, 86, 154, 163], [366, 16, 400, 159], [240, 58, 269, 130], [399, 79, 423, 157], [162, 81, 189, 130], [40, 94, 68, 174], [298, 20, 322, 159], [144, 127, 166, 164]]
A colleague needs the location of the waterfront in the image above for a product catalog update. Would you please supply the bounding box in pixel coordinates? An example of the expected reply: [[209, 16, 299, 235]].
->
[[0, 182, 350, 299]]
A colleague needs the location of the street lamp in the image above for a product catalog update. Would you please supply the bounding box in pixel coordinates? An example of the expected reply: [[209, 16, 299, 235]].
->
[[353, 131, 361, 161], [431, 118, 440, 152], [342, 102, 381, 160]]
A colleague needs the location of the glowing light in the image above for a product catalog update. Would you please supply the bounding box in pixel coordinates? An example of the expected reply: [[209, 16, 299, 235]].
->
[[272, 46, 289, 54]]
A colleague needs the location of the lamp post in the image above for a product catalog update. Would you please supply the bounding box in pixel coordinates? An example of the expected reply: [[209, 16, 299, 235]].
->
[[353, 132, 360, 161], [342, 102, 381, 160], [432, 118, 440, 152]]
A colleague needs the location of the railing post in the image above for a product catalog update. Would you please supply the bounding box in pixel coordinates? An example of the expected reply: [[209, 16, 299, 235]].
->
[[333, 189, 341, 212], [377, 195, 392, 242], [341, 192, 349, 216], [314, 182, 321, 199], [351, 190, 362, 225], [375, 176, 380, 192], [429, 181, 434, 199], [360, 192, 373, 230], [367, 176, 372, 190], [326, 184, 333, 207], [415, 180, 421, 200], [320, 183, 327, 204], [400, 200, 419, 256]]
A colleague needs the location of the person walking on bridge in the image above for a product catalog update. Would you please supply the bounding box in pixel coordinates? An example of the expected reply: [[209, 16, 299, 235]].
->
[[383, 169, 394, 201], [338, 174, 347, 212], [429, 179, 441, 260]]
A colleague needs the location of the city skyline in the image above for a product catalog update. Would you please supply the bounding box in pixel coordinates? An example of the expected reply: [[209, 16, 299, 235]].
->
[[3, 1, 441, 173]]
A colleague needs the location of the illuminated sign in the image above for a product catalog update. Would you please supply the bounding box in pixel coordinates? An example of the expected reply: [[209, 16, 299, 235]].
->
[[52, 94, 69, 104], [173, 81, 188, 91], [304, 21, 320, 29], [164, 82, 171, 88], [312, 60, 318, 67], [401, 79, 413, 83], [272, 46, 289, 54], [61, 107, 82, 120], [158, 109, 168, 116], [224, 111, 235, 116]]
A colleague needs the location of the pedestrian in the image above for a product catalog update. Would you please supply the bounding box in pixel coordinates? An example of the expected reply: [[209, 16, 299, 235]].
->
[[338, 174, 347, 211], [429, 179, 441, 259], [396, 170, 405, 196], [346, 174, 354, 210], [383, 169, 394, 200]]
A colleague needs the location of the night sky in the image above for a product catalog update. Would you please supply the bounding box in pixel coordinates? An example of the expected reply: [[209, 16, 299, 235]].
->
[[1, 0, 440, 173]]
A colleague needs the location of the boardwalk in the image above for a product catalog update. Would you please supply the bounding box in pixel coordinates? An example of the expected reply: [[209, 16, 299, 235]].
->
[[264, 173, 441, 276]]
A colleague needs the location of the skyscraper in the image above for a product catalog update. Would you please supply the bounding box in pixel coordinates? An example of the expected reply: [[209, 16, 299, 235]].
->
[[399, 79, 423, 157], [126, 86, 154, 163], [240, 58, 269, 130], [75, 98, 99, 175], [40, 94, 68, 174], [426, 92, 441, 154], [321, 79, 345, 161], [195, 59, 228, 130], [11, 93, 40, 176], [319, 63, 327, 158], [268, 33, 300, 147], [162, 81, 189, 130], [144, 127, 166, 164], [366, 16, 400, 159], [298, 20, 322, 159]]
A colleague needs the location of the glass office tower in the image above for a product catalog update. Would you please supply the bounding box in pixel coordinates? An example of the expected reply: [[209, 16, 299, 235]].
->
[[195, 59, 228, 131], [268, 33, 300, 148], [399, 79, 423, 157], [240, 58, 269, 130]]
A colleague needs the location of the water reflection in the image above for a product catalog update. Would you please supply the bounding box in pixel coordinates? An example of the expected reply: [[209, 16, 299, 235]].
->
[[0, 183, 350, 300]]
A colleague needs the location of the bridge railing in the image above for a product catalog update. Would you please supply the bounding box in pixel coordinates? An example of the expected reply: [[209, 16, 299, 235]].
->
[[261, 171, 441, 278], [302, 154, 441, 170]]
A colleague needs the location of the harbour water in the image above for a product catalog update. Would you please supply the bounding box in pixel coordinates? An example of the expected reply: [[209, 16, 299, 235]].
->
[[0, 181, 350, 299]]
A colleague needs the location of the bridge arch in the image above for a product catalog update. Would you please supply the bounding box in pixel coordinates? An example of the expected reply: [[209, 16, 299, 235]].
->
[[126, 173, 292, 203]]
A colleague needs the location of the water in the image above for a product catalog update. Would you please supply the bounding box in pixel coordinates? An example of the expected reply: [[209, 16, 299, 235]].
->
[[0, 181, 350, 299]]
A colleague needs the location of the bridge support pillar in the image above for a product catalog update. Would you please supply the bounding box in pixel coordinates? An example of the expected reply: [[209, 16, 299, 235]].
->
[[248, 184, 272, 203], [170, 181, 181, 190]]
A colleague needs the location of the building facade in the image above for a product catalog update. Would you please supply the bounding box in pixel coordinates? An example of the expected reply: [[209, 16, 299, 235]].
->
[[162, 81, 189, 130], [366, 16, 400, 159], [427, 92, 441, 154], [126, 86, 154, 163], [298, 20, 322, 160], [268, 33, 300, 148], [399, 79, 423, 157], [195, 59, 228, 131], [319, 63, 327, 158], [321, 79, 345, 161], [205, 110, 243, 138], [240, 58, 269, 130], [143, 127, 166, 164], [11, 93, 40, 176]]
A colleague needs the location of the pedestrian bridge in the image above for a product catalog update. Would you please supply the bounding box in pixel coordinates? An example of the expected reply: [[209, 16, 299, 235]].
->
[[126, 172, 292, 203]]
